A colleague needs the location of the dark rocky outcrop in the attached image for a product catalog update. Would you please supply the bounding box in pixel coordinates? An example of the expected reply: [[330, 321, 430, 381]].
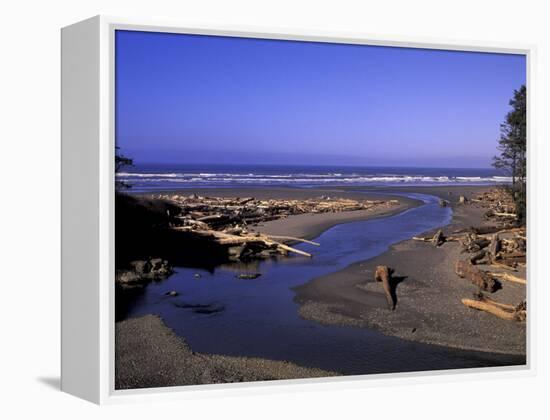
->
[[116, 257, 174, 290]]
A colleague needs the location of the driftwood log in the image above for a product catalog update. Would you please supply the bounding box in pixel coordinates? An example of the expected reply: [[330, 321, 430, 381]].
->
[[473, 293, 516, 311], [489, 272, 526, 285], [432, 229, 445, 247], [461, 299, 521, 321], [374, 265, 396, 310], [455, 260, 499, 292], [499, 257, 524, 267], [490, 261, 518, 272], [460, 233, 490, 253], [412, 229, 446, 247], [493, 212, 517, 218], [469, 249, 489, 265], [453, 226, 501, 235], [462, 296, 526, 321], [173, 228, 315, 258], [488, 233, 501, 262]]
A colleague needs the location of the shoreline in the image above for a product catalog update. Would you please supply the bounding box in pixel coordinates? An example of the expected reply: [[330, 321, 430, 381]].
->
[[293, 185, 526, 355]]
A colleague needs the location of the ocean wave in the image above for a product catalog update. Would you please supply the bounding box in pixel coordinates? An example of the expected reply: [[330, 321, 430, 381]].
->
[[117, 172, 181, 178], [116, 172, 512, 186]]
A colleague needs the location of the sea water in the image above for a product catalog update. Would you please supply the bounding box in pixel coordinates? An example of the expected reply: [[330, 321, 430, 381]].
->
[[117, 163, 510, 192]]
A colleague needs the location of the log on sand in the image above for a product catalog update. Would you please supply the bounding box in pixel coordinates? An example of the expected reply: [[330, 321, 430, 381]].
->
[[470, 249, 489, 265], [453, 226, 501, 235], [490, 261, 518, 272], [489, 272, 526, 285], [374, 265, 396, 310], [493, 212, 518, 218], [473, 293, 516, 311], [488, 233, 501, 262], [455, 260, 499, 292], [412, 229, 445, 247], [460, 233, 491, 253], [461, 299, 524, 321], [265, 235, 320, 246], [412, 236, 431, 242], [432, 229, 445, 247]]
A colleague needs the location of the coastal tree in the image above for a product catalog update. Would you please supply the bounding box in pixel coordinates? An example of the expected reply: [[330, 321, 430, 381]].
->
[[115, 146, 133, 190], [493, 85, 526, 224]]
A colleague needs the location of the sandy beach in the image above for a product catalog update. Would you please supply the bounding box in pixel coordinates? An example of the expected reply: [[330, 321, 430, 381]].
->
[[293, 185, 526, 355]]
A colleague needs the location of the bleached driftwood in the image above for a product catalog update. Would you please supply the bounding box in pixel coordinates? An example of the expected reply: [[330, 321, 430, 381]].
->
[[462, 298, 526, 322], [490, 261, 518, 272], [173, 227, 314, 258], [462, 299, 517, 321], [489, 272, 526, 285], [274, 242, 312, 258], [265, 235, 320, 246], [493, 212, 518, 218]]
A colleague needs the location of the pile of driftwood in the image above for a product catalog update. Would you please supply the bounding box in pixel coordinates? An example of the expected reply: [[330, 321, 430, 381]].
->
[[470, 188, 518, 225], [414, 226, 527, 321], [411, 188, 526, 322], [454, 227, 526, 321], [153, 193, 398, 261]]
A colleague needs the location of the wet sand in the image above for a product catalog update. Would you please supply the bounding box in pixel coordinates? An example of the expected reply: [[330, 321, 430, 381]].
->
[[253, 203, 415, 241], [294, 185, 526, 355]]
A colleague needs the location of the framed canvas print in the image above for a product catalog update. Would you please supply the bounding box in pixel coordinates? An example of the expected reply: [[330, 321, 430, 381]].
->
[[61, 16, 533, 404]]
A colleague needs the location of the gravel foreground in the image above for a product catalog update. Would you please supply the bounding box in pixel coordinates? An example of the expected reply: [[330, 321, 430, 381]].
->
[[115, 315, 336, 390]]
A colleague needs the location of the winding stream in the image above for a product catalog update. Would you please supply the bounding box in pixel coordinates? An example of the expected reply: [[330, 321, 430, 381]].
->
[[121, 192, 524, 375]]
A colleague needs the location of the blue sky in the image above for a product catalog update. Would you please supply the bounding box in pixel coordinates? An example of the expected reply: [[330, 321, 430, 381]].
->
[[115, 30, 526, 168]]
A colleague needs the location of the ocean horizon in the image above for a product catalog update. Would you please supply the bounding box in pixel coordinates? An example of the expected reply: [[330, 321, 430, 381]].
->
[[117, 163, 511, 192]]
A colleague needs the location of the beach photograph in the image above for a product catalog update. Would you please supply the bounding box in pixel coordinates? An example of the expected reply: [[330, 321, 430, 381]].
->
[[113, 30, 527, 390]]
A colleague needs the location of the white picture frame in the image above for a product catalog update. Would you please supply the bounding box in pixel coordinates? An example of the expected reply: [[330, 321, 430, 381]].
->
[[61, 15, 535, 404]]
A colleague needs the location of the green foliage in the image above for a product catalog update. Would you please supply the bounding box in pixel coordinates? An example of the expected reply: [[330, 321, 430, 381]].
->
[[493, 85, 527, 225]]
